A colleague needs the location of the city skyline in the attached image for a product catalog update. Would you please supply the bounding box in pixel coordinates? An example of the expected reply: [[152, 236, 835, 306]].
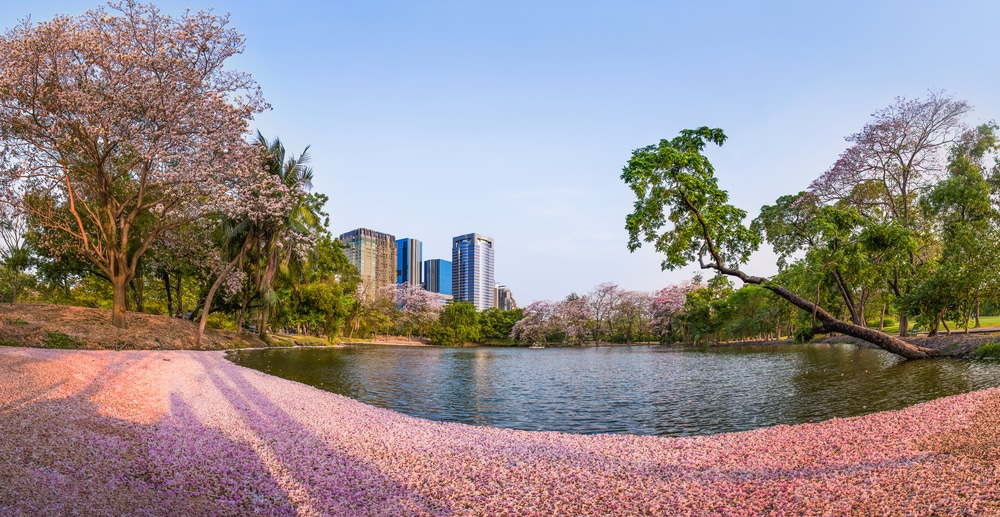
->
[[7, 1, 1000, 305]]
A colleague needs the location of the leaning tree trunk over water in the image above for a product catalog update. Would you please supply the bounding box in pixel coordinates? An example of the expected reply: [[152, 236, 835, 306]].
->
[[706, 262, 934, 359]]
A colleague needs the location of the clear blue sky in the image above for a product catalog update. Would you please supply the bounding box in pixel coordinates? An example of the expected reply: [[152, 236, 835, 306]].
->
[[5, 1, 1000, 304]]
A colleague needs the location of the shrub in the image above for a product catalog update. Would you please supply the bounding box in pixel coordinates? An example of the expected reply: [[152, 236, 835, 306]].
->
[[793, 326, 814, 344], [206, 312, 236, 330], [3, 318, 28, 326], [972, 342, 1000, 359], [427, 325, 457, 346], [44, 331, 80, 349]]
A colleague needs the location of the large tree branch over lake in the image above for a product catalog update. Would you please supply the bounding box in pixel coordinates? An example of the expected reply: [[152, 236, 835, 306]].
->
[[621, 127, 934, 359]]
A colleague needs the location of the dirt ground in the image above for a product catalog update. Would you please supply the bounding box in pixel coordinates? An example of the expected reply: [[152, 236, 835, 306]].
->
[[0, 303, 265, 350]]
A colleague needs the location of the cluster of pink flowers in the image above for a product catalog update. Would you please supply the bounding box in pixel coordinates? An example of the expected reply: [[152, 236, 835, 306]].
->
[[1, 347, 998, 515]]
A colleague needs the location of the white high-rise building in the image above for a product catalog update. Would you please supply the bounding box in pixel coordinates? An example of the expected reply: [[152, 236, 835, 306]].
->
[[452, 233, 495, 311]]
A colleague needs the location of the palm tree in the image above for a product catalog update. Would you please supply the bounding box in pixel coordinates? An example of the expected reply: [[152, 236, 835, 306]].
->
[[251, 132, 319, 342]]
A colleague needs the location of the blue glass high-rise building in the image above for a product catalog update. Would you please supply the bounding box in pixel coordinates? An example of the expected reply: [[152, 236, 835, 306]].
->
[[423, 259, 452, 296], [396, 238, 422, 285], [452, 233, 495, 311]]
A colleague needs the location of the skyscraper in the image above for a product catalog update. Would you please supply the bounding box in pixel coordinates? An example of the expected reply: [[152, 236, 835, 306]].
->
[[452, 233, 495, 311], [338, 228, 397, 288], [423, 259, 452, 295], [495, 285, 517, 311], [396, 238, 422, 285]]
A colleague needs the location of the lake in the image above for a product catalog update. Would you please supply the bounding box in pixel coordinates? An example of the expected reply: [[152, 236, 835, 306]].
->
[[226, 343, 1000, 437]]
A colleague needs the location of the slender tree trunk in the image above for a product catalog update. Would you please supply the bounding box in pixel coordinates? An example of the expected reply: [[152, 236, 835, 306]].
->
[[162, 271, 173, 316], [831, 269, 863, 326], [878, 304, 887, 332], [975, 299, 982, 328], [942, 318, 951, 336], [131, 276, 144, 313], [176, 272, 183, 317], [899, 314, 909, 338], [197, 240, 251, 348]]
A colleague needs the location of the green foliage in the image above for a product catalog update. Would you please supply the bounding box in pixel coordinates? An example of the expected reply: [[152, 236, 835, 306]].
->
[[43, 331, 80, 349], [427, 324, 457, 346], [4, 318, 28, 326], [478, 307, 524, 343], [972, 342, 1000, 359], [793, 326, 815, 344], [621, 127, 761, 271], [206, 312, 236, 330], [431, 301, 480, 345]]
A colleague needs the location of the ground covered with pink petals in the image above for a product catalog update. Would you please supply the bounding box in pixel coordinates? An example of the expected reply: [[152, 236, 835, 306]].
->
[[1, 348, 999, 516]]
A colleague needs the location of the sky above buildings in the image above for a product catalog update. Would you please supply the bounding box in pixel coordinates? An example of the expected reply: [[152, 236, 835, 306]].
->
[[5, 1, 1000, 304]]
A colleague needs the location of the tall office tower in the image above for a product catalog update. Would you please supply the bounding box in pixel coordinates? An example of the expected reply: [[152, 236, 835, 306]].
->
[[338, 228, 397, 288], [422, 259, 453, 295], [396, 238, 423, 285], [495, 285, 517, 311], [452, 233, 495, 311]]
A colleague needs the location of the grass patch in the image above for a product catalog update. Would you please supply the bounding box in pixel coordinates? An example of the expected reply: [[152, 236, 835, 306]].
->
[[0, 338, 21, 347], [972, 342, 1000, 359], [269, 334, 334, 347], [3, 317, 29, 326], [44, 331, 81, 349]]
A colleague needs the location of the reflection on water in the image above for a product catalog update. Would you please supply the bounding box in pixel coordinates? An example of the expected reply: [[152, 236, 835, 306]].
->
[[226, 343, 1000, 437]]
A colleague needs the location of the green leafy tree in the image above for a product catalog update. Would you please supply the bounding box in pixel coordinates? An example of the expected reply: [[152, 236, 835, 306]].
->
[[431, 301, 480, 346], [903, 124, 1000, 333], [479, 307, 525, 343], [621, 127, 933, 359]]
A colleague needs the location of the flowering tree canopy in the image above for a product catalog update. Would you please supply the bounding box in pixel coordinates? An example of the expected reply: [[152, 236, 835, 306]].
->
[[0, 2, 267, 327]]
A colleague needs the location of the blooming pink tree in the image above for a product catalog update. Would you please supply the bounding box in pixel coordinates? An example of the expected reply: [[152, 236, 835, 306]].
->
[[649, 283, 692, 340], [612, 290, 653, 343], [510, 300, 557, 344], [588, 282, 624, 342], [395, 283, 442, 339], [807, 91, 970, 337], [0, 2, 266, 328], [553, 296, 590, 344]]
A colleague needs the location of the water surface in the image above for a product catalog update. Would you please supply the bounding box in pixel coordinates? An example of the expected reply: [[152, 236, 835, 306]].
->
[[227, 343, 1000, 436]]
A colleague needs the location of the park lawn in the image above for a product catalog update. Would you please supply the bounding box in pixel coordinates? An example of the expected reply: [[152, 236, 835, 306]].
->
[[267, 333, 335, 347], [879, 314, 1000, 335]]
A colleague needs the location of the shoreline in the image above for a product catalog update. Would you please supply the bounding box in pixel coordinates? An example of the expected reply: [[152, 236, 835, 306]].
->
[[2, 346, 999, 515]]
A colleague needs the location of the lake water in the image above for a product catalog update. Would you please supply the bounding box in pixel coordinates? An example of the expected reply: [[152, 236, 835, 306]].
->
[[226, 343, 1000, 437]]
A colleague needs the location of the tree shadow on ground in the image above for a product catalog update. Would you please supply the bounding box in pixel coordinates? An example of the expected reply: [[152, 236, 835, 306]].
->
[[0, 353, 298, 516], [195, 354, 451, 515]]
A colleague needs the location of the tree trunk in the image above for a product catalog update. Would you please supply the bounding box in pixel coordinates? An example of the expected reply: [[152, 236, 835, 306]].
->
[[899, 314, 909, 337], [709, 263, 934, 359], [176, 272, 183, 317], [975, 299, 982, 328], [162, 271, 173, 316], [131, 275, 144, 313], [197, 240, 251, 348], [831, 269, 864, 326], [111, 272, 129, 329], [878, 304, 887, 332]]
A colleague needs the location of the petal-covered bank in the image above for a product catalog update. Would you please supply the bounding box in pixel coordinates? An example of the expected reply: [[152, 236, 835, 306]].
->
[[1, 348, 998, 516]]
